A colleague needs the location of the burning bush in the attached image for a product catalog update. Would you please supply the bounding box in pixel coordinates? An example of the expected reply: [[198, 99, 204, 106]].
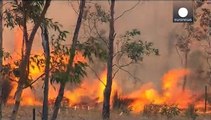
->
[[112, 92, 133, 114]]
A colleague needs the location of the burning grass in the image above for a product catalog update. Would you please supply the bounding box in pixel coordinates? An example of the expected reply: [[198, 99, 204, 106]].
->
[[5, 68, 211, 114]]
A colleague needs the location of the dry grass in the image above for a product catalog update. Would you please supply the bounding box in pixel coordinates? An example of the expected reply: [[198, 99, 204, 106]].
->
[[2, 105, 211, 120]]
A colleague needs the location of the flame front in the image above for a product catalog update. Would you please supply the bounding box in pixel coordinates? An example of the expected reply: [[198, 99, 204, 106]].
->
[[125, 69, 194, 113], [6, 28, 208, 112]]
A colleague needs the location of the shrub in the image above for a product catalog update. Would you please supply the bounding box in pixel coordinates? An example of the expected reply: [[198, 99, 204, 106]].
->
[[112, 91, 133, 114], [143, 103, 162, 117], [185, 104, 198, 120], [160, 104, 180, 120]]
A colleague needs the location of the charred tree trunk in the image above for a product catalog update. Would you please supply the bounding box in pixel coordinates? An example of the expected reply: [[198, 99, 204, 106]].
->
[[0, 0, 3, 119], [50, 1, 85, 120], [102, 0, 115, 119], [10, 1, 51, 120], [41, 23, 50, 120], [182, 51, 188, 91]]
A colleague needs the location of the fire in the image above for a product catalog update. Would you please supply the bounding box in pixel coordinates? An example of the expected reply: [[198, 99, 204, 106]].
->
[[5, 28, 208, 113], [162, 69, 189, 91], [61, 69, 120, 107], [124, 68, 197, 113]]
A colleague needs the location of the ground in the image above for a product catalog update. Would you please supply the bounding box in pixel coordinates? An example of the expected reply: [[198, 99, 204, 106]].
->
[[2, 105, 211, 120]]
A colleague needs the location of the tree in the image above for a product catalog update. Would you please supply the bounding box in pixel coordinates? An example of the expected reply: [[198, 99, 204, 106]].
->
[[0, 0, 3, 119], [175, 23, 191, 91], [2, 1, 52, 119], [75, 1, 158, 119], [102, 0, 115, 119], [100, 1, 159, 119], [175, 1, 209, 90], [50, 1, 86, 120], [41, 23, 50, 120]]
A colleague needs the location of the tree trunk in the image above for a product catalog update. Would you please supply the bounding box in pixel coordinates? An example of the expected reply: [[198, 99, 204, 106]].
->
[[102, 0, 115, 120], [50, 82, 65, 120], [182, 51, 188, 91], [50, 1, 85, 119], [10, 1, 51, 120], [0, 0, 3, 119], [41, 23, 50, 120]]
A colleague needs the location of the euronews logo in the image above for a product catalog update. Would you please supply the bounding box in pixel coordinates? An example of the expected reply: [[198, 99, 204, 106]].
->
[[173, 2, 193, 23]]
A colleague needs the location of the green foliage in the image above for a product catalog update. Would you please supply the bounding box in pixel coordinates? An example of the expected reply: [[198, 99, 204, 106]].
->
[[69, 61, 87, 83], [120, 29, 159, 62], [3, 1, 45, 28], [176, 34, 191, 53], [160, 104, 180, 120], [123, 29, 141, 38], [184, 104, 198, 120], [94, 4, 110, 23], [30, 54, 45, 71], [142, 103, 180, 120], [122, 41, 159, 62], [83, 3, 110, 23], [77, 36, 108, 62], [51, 61, 87, 84]]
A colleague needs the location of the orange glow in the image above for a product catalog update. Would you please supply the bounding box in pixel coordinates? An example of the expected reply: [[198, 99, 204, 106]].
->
[[6, 28, 208, 113], [61, 69, 120, 107], [125, 68, 193, 113]]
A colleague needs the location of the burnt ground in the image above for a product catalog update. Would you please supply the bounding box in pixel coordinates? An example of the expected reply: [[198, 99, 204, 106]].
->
[[2, 105, 211, 120]]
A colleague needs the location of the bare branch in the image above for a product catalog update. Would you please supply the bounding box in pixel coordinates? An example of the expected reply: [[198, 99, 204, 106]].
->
[[87, 64, 106, 86], [9, 78, 18, 83], [22, 67, 53, 89], [93, 20, 108, 46], [112, 68, 119, 79], [70, 1, 79, 15], [113, 64, 141, 81], [113, 50, 123, 58], [115, 1, 141, 21]]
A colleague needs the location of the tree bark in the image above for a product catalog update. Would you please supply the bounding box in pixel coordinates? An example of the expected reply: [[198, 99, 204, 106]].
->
[[182, 51, 188, 91], [10, 1, 51, 120], [50, 1, 85, 120], [50, 82, 65, 120], [102, 0, 115, 120], [41, 23, 50, 120], [0, 0, 3, 119]]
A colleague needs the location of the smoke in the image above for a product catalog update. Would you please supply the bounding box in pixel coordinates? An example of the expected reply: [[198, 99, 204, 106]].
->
[[2, 1, 211, 103]]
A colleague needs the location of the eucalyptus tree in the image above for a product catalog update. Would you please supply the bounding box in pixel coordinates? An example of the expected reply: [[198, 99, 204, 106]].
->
[[102, 1, 115, 119], [3, 1, 52, 119], [73, 1, 159, 119], [0, 0, 3, 119], [41, 23, 50, 120], [50, 1, 86, 120], [175, 1, 210, 90]]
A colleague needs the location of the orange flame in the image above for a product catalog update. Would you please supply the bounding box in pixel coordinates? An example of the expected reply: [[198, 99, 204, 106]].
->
[[7, 27, 207, 113], [125, 69, 192, 113]]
